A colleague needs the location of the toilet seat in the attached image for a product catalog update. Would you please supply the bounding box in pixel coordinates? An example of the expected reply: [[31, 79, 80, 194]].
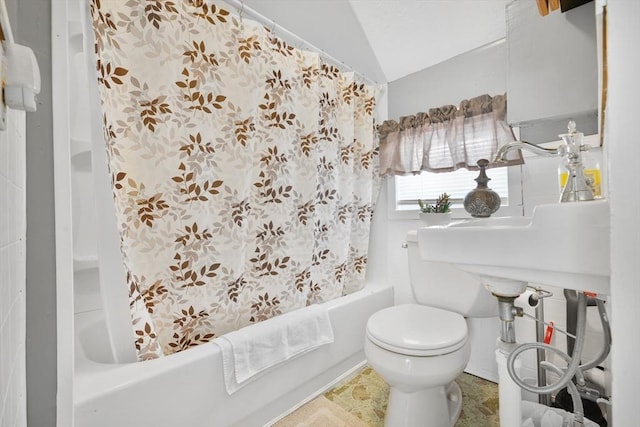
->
[[366, 304, 468, 357]]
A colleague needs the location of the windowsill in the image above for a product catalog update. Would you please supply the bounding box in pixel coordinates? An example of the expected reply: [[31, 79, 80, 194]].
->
[[388, 204, 525, 221]]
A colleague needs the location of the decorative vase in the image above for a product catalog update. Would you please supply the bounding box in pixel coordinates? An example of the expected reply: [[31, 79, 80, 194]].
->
[[419, 212, 452, 226], [464, 159, 501, 218]]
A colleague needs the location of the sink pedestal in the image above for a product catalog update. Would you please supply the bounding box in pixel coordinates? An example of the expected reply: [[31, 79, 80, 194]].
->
[[494, 292, 524, 427], [497, 342, 522, 427]]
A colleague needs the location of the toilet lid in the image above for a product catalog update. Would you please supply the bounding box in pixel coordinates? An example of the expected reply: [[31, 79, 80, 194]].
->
[[366, 304, 468, 356]]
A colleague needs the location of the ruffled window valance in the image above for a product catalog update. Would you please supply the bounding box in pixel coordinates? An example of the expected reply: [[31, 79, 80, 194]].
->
[[379, 94, 523, 176]]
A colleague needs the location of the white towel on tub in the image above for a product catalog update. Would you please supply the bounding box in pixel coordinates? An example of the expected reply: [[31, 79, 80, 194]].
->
[[215, 304, 334, 394]]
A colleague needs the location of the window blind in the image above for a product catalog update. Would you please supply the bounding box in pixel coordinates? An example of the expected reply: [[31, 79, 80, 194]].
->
[[395, 167, 509, 209]]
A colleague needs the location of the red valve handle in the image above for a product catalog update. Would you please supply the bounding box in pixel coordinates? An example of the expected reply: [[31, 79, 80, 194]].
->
[[544, 321, 554, 344]]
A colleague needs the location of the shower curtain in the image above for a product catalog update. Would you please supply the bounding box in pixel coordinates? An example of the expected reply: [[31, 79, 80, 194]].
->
[[90, 0, 380, 359]]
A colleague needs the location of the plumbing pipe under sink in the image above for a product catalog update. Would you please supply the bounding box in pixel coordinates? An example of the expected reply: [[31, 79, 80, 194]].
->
[[505, 291, 612, 426]]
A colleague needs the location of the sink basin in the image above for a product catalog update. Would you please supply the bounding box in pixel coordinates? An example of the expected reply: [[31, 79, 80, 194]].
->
[[417, 200, 610, 296]]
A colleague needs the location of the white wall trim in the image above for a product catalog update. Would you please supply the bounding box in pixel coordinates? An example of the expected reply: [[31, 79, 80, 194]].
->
[[52, 0, 75, 425]]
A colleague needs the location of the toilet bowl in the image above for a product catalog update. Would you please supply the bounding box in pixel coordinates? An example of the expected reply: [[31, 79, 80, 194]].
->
[[365, 230, 497, 427], [365, 304, 470, 427]]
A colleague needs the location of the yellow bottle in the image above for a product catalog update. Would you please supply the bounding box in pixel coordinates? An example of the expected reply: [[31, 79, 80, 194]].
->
[[581, 147, 602, 198]]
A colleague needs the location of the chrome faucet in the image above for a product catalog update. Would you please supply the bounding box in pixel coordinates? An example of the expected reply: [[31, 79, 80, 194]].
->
[[494, 140, 561, 162], [494, 121, 595, 203]]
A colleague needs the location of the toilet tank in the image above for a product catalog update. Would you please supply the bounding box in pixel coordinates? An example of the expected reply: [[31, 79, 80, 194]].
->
[[406, 230, 497, 318]]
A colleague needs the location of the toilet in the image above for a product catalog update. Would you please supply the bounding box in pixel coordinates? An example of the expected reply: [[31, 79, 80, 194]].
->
[[365, 230, 497, 427]]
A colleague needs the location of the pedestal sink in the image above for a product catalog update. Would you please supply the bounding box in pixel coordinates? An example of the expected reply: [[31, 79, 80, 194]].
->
[[417, 199, 610, 427], [417, 199, 610, 297]]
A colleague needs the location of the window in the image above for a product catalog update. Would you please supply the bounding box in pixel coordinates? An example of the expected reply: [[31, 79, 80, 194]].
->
[[388, 166, 523, 219], [377, 94, 524, 219]]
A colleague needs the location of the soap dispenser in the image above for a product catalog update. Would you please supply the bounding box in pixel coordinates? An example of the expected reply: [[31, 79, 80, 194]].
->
[[558, 121, 595, 203]]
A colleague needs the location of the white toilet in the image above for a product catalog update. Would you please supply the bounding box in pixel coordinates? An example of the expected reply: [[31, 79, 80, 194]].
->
[[365, 230, 497, 427]]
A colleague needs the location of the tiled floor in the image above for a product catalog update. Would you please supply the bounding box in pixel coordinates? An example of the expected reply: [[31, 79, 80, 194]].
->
[[324, 367, 500, 426]]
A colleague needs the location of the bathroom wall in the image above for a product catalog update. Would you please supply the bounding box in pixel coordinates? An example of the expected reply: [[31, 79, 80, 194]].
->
[[1, 1, 55, 426], [607, 1, 640, 423], [0, 107, 27, 427], [13, 0, 59, 425]]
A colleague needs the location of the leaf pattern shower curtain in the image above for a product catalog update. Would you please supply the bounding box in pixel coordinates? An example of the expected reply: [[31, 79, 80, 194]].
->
[[90, 0, 380, 360]]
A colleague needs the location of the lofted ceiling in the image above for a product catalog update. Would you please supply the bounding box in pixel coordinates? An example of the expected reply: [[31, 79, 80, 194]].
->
[[348, 0, 511, 82], [240, 0, 511, 83]]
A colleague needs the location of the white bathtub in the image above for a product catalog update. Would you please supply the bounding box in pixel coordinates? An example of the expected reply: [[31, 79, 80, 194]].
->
[[73, 283, 393, 427]]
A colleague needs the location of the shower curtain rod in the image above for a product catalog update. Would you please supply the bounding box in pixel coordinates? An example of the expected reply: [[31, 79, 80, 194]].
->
[[223, 0, 380, 86]]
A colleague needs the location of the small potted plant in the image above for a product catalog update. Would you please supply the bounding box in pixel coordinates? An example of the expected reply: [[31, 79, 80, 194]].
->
[[418, 193, 452, 225]]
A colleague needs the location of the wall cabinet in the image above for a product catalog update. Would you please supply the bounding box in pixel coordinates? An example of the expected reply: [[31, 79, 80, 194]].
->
[[507, 0, 598, 143]]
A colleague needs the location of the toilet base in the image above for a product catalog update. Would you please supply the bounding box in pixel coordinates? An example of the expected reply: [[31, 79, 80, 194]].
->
[[385, 380, 463, 427]]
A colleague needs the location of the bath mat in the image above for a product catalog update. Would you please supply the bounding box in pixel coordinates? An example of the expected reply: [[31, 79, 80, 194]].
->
[[272, 395, 368, 427]]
